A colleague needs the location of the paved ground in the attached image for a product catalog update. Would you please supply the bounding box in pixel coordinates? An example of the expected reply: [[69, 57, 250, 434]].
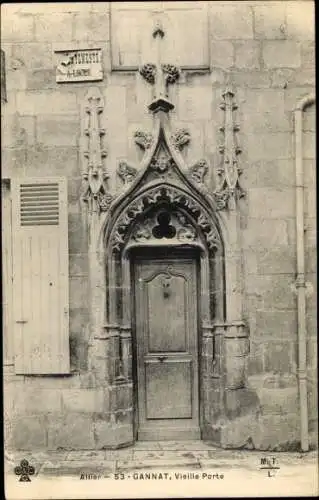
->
[[5, 442, 318, 498]]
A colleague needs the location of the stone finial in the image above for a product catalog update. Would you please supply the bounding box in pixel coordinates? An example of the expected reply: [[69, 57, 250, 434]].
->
[[214, 88, 244, 210], [139, 20, 180, 113], [81, 87, 111, 214]]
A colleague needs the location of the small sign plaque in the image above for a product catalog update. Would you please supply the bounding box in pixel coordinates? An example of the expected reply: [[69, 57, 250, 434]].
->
[[55, 49, 103, 83]]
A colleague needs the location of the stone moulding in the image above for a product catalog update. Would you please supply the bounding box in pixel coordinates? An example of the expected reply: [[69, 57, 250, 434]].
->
[[214, 88, 245, 210]]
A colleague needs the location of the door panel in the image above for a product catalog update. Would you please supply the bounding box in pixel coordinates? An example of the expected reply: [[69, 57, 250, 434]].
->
[[134, 252, 199, 440], [145, 360, 192, 419], [147, 272, 188, 352]]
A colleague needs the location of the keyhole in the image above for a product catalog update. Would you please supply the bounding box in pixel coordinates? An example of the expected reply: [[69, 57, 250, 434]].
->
[[49, 282, 53, 286]]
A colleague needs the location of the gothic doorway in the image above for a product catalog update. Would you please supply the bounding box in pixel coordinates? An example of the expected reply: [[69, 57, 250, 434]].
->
[[132, 247, 200, 441]]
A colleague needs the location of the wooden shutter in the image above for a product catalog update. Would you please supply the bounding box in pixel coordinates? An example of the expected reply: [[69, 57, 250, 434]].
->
[[11, 177, 70, 374]]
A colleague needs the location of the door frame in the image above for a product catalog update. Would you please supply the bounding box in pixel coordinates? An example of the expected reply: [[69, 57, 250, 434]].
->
[[130, 246, 201, 441]]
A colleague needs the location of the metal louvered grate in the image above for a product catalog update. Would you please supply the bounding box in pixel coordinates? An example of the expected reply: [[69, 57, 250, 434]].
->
[[20, 183, 59, 226]]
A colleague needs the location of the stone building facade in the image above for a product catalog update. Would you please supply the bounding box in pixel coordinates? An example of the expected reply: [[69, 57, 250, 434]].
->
[[1, 2, 316, 451]]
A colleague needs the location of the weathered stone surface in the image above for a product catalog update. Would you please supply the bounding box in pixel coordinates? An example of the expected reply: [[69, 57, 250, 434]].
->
[[234, 41, 261, 69], [286, 2, 315, 40], [61, 389, 107, 413], [263, 41, 301, 68], [243, 132, 292, 161], [10, 416, 47, 450], [37, 115, 79, 147], [248, 188, 294, 218], [255, 310, 297, 338], [210, 41, 234, 69], [69, 277, 89, 310], [74, 12, 110, 42], [14, 388, 62, 414], [264, 341, 293, 373], [35, 13, 74, 42], [47, 414, 95, 450], [209, 4, 253, 39], [253, 4, 286, 40], [27, 69, 57, 90], [254, 414, 299, 451], [224, 389, 260, 420], [15, 90, 78, 115], [69, 253, 89, 277], [247, 342, 264, 376], [93, 422, 133, 449], [178, 86, 213, 121], [26, 146, 80, 176], [68, 213, 89, 253], [242, 219, 289, 248], [259, 388, 299, 415], [1, 10, 35, 41]]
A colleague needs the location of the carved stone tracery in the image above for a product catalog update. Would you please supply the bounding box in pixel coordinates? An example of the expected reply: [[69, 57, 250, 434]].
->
[[110, 185, 221, 252]]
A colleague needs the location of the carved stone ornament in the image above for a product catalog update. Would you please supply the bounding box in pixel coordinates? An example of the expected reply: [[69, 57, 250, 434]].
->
[[134, 130, 153, 150], [214, 88, 245, 210], [111, 186, 220, 252], [188, 159, 208, 185], [139, 20, 180, 113], [139, 63, 156, 84], [171, 128, 191, 150], [150, 154, 175, 174], [117, 161, 138, 185], [81, 86, 112, 214], [162, 64, 180, 85], [129, 208, 197, 245]]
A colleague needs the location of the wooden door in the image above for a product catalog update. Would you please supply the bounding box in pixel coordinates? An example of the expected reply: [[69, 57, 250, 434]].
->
[[133, 251, 200, 440]]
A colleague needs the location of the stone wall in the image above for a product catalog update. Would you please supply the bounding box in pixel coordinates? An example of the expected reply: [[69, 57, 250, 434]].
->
[[1, 1, 316, 450]]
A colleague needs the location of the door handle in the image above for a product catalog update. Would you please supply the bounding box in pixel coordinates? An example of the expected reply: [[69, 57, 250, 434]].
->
[[16, 320, 28, 324], [157, 356, 167, 363]]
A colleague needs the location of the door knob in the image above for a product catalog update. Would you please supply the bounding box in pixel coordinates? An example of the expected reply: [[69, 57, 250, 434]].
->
[[157, 356, 167, 363]]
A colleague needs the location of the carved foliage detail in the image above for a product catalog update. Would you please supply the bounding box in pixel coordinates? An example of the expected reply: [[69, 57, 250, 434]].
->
[[139, 63, 156, 84], [214, 88, 244, 210], [111, 187, 220, 251], [188, 159, 208, 185], [171, 128, 191, 150], [117, 161, 138, 186], [81, 87, 112, 214], [134, 130, 153, 150], [162, 64, 180, 84]]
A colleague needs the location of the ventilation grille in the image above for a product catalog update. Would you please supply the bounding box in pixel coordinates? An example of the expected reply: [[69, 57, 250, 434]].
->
[[20, 183, 59, 226]]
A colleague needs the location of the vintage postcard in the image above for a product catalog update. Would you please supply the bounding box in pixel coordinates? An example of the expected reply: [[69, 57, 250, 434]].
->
[[2, 1, 317, 498]]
